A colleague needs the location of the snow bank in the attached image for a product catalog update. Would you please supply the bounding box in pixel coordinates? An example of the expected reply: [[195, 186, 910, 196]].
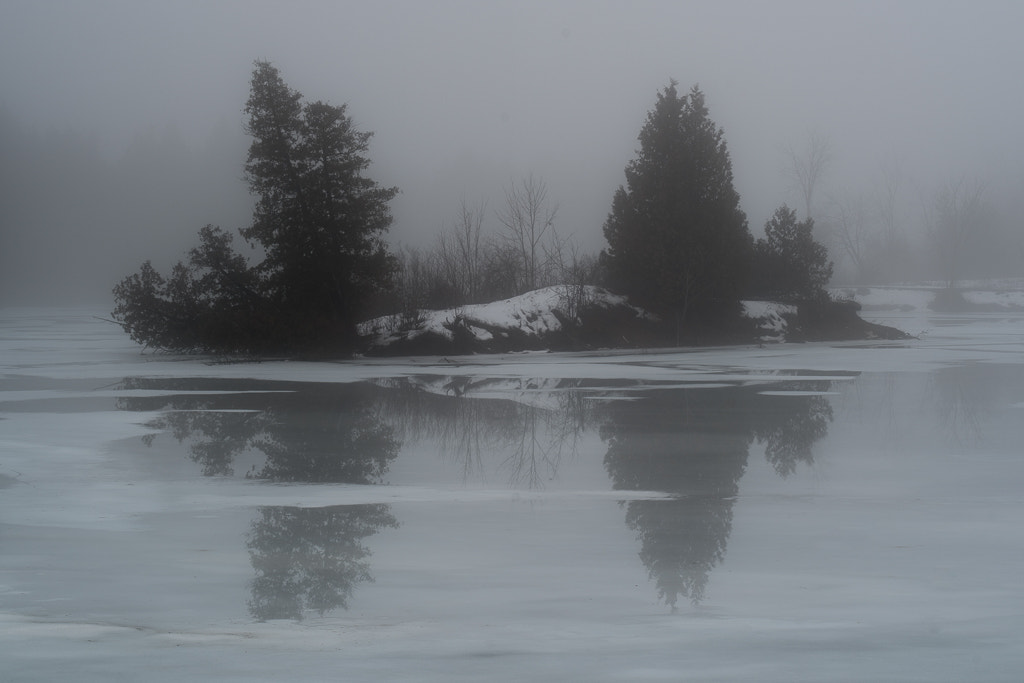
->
[[741, 301, 796, 341], [358, 285, 653, 354]]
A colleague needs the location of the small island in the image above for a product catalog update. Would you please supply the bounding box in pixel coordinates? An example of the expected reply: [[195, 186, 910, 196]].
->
[[112, 63, 907, 359]]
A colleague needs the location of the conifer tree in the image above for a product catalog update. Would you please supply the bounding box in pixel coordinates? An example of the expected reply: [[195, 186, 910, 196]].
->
[[601, 83, 751, 338], [113, 61, 397, 354], [751, 205, 832, 302]]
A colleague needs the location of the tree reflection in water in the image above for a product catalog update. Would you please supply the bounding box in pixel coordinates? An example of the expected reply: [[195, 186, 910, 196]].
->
[[375, 374, 836, 610], [602, 381, 835, 610], [117, 378, 399, 483], [247, 504, 399, 621], [117, 378, 400, 620], [118, 375, 838, 616], [376, 376, 592, 489]]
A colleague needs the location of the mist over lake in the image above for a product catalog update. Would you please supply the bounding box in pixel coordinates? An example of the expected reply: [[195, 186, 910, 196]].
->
[[4, 2, 1024, 678]]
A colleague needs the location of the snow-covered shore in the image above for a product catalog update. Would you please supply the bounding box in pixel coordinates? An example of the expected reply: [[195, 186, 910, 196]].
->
[[357, 285, 915, 356]]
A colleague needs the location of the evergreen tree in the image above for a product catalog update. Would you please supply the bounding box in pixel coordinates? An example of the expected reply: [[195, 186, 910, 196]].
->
[[242, 62, 398, 348], [113, 61, 397, 354], [751, 205, 832, 302], [601, 83, 751, 338]]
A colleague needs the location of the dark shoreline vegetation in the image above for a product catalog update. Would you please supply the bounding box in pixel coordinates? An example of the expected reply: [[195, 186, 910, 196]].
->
[[356, 294, 909, 358], [112, 62, 906, 359]]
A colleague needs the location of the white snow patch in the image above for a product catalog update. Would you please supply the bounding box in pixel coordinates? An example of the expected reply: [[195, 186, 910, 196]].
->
[[741, 300, 796, 341], [359, 285, 651, 349]]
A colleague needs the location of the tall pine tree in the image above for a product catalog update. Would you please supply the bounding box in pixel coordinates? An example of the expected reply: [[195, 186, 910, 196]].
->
[[601, 83, 751, 339], [241, 62, 398, 349], [113, 61, 397, 354]]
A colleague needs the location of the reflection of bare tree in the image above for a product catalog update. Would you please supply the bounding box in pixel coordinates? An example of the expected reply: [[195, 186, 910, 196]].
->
[[247, 504, 398, 621], [376, 376, 592, 488], [499, 387, 590, 488], [602, 382, 835, 609], [929, 365, 994, 445]]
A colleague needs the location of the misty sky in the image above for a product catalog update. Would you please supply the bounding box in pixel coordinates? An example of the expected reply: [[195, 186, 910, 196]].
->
[[2, 0, 1022, 305]]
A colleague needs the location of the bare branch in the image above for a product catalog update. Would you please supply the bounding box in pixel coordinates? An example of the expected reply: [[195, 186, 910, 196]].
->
[[787, 132, 832, 222], [496, 174, 558, 292]]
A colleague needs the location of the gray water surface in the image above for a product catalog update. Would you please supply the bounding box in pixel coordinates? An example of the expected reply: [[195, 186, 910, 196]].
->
[[2, 309, 1023, 681]]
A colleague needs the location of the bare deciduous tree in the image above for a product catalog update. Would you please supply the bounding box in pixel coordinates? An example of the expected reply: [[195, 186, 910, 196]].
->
[[830, 194, 870, 282], [868, 156, 914, 283], [926, 177, 986, 289], [544, 228, 599, 321], [876, 156, 902, 248], [787, 132, 832, 222], [496, 174, 558, 293], [436, 199, 487, 304]]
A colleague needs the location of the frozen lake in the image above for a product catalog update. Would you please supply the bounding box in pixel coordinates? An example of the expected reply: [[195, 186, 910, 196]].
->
[[2, 305, 1024, 681]]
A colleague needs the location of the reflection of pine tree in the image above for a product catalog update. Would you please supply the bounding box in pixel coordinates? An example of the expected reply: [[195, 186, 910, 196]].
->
[[626, 497, 733, 608], [143, 410, 270, 476], [751, 386, 833, 478], [247, 504, 399, 621], [118, 379, 403, 620], [118, 378, 399, 484], [602, 383, 835, 609], [249, 412, 398, 483], [604, 408, 750, 609]]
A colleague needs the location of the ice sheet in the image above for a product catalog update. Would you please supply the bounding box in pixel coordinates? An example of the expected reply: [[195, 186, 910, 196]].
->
[[3, 304, 1024, 681]]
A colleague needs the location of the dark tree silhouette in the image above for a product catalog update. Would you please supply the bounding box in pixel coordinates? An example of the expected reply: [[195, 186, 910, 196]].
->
[[113, 61, 398, 354], [118, 378, 401, 620], [602, 389, 751, 609], [601, 382, 835, 609], [601, 82, 752, 340], [750, 205, 833, 302], [119, 378, 400, 484]]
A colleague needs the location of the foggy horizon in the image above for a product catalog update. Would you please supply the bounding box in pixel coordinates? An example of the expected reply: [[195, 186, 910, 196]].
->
[[3, 0, 1023, 306]]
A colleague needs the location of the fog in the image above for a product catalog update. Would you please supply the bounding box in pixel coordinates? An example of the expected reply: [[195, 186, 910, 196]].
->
[[2, 0, 1022, 305]]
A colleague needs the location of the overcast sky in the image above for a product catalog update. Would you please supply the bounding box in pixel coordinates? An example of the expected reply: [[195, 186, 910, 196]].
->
[[2, 0, 1022, 304]]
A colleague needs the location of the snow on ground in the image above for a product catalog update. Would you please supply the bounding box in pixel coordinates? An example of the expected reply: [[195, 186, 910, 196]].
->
[[741, 300, 795, 340], [2, 300, 1021, 387], [361, 285, 864, 352], [361, 282, 1024, 356], [359, 285, 647, 348], [362, 287, 808, 350]]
